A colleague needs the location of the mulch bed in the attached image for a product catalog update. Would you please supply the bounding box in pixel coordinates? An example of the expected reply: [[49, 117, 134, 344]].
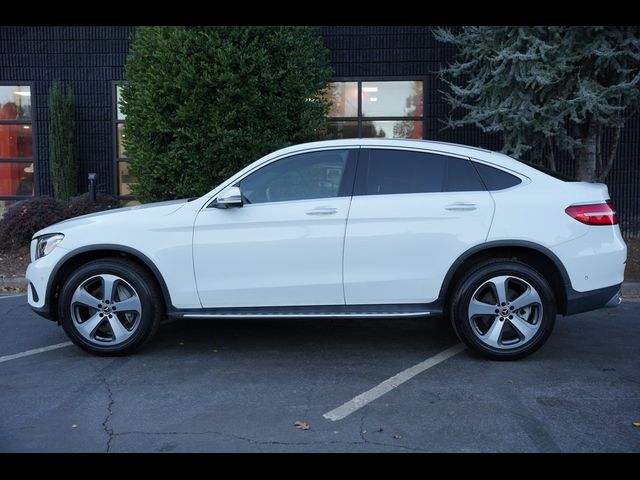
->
[[0, 246, 30, 292]]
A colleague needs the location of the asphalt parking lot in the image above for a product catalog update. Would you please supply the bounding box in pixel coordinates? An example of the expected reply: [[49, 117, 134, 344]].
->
[[1, 294, 639, 453]]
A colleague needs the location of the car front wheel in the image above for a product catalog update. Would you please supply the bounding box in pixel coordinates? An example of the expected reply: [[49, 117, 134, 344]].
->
[[58, 258, 162, 356], [450, 260, 556, 360]]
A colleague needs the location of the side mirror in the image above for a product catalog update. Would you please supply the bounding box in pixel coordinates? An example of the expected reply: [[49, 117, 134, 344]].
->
[[214, 186, 243, 208]]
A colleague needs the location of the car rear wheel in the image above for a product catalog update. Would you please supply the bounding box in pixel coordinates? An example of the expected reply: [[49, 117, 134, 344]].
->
[[58, 258, 162, 356], [450, 260, 556, 360]]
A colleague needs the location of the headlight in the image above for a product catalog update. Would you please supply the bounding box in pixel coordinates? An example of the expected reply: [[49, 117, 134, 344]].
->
[[35, 234, 64, 260]]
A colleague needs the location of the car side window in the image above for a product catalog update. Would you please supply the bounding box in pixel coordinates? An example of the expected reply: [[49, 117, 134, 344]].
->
[[356, 149, 485, 195], [473, 162, 522, 190], [239, 149, 354, 205]]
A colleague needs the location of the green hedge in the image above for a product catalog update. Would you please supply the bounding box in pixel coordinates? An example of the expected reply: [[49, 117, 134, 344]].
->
[[121, 26, 332, 202]]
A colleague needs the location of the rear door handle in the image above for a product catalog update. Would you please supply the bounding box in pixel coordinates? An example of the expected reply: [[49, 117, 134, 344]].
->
[[305, 206, 338, 215], [445, 202, 478, 211]]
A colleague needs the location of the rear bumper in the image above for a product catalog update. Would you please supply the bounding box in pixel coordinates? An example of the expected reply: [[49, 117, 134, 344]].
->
[[564, 283, 622, 316]]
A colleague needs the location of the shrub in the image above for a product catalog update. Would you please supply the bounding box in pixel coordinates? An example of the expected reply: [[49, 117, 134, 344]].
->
[[0, 194, 122, 253], [66, 193, 121, 218], [49, 82, 79, 200], [121, 26, 332, 202], [0, 197, 67, 252]]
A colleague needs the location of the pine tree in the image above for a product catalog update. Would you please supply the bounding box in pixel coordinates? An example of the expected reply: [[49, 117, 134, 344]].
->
[[433, 26, 640, 181]]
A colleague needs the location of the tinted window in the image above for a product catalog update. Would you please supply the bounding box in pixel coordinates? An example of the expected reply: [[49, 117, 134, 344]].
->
[[239, 150, 351, 204], [445, 156, 485, 192], [473, 163, 522, 190], [359, 149, 484, 196]]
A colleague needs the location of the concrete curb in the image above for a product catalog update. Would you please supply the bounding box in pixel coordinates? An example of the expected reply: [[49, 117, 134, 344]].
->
[[2, 276, 640, 297]]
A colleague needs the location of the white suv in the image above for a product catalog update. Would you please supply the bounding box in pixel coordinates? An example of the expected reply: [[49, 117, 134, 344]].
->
[[27, 139, 627, 359]]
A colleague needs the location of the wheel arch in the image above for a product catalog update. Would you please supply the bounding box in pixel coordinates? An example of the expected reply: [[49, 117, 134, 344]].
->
[[46, 244, 172, 322], [438, 241, 571, 315]]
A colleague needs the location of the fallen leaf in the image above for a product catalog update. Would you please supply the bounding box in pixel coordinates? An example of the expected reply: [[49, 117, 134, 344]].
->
[[212, 349, 218, 353], [178, 342, 184, 346], [633, 421, 640, 428], [294, 420, 311, 431]]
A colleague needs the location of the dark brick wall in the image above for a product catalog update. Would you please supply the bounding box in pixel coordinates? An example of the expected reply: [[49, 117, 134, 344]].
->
[[1, 26, 638, 235], [0, 26, 135, 197]]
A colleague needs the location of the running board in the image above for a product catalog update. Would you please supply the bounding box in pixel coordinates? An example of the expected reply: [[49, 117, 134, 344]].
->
[[167, 304, 442, 320]]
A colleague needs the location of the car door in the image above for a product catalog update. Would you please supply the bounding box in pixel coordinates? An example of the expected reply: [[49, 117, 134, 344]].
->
[[193, 148, 358, 308], [343, 148, 495, 305]]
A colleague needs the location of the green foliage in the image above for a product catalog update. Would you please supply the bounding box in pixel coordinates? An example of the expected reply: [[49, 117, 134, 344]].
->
[[48, 82, 78, 200], [0, 194, 121, 252], [434, 26, 640, 181], [121, 26, 332, 202]]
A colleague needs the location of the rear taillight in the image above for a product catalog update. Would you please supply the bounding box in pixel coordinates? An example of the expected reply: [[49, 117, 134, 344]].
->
[[565, 201, 618, 225]]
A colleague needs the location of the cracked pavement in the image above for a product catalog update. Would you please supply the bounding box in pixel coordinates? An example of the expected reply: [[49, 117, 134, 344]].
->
[[1, 294, 639, 452]]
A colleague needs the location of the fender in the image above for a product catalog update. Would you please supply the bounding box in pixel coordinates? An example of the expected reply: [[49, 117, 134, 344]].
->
[[436, 239, 572, 304], [38, 244, 173, 320]]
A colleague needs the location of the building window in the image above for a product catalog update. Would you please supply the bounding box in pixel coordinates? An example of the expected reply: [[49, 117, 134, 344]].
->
[[114, 85, 136, 197], [325, 80, 424, 140], [0, 84, 34, 215]]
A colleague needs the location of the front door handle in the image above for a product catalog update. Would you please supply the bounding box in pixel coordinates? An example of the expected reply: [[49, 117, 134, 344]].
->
[[305, 206, 338, 215], [445, 202, 478, 211]]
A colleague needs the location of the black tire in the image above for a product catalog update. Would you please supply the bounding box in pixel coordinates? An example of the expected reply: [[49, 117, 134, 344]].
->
[[58, 258, 162, 356], [450, 259, 556, 360]]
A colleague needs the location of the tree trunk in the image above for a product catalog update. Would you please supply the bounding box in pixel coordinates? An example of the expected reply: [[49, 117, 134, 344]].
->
[[597, 127, 622, 182], [575, 119, 598, 182], [547, 138, 556, 171]]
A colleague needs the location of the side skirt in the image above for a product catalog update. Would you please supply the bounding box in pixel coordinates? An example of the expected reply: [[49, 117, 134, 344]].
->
[[167, 303, 443, 320]]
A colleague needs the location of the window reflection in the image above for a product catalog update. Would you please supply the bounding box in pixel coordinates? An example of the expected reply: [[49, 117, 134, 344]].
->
[[116, 86, 125, 121], [114, 85, 132, 196], [363, 120, 423, 139], [326, 82, 358, 117], [324, 80, 424, 141], [0, 86, 31, 120], [0, 124, 33, 158], [0, 85, 33, 200], [361, 81, 423, 117], [0, 162, 34, 196], [117, 124, 127, 158], [327, 121, 358, 139], [118, 162, 136, 196]]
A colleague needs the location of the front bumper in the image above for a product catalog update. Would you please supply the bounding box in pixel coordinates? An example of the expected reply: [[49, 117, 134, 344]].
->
[[564, 283, 622, 316], [26, 244, 69, 321]]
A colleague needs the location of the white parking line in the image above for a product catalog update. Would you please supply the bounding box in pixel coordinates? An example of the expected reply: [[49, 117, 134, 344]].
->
[[323, 343, 466, 421], [0, 342, 73, 364], [0, 294, 26, 300]]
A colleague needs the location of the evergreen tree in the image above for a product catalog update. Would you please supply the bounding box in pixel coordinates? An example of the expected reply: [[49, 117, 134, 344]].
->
[[433, 26, 640, 181], [48, 82, 78, 200]]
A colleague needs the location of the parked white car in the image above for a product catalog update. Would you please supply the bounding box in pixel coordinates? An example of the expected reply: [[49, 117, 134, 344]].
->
[[27, 139, 627, 359]]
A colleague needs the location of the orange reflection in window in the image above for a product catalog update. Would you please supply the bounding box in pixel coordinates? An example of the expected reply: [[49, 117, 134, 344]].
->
[[1, 101, 34, 196]]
